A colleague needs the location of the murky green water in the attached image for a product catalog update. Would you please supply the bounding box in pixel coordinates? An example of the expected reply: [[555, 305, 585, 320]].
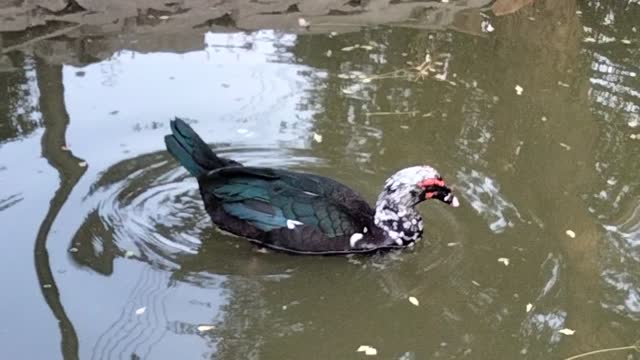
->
[[1, 0, 639, 359]]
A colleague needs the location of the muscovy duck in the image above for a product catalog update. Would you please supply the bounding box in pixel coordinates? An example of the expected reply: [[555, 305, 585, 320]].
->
[[165, 118, 459, 255]]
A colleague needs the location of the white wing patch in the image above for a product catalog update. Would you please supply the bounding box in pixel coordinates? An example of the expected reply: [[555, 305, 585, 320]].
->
[[286, 219, 304, 229], [349, 233, 364, 247]]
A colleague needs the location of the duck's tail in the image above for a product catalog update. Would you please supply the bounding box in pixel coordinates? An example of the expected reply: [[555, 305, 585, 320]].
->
[[164, 118, 230, 177]]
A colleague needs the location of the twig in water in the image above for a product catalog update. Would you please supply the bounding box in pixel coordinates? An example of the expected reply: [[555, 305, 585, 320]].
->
[[563, 341, 640, 360], [366, 111, 419, 117]]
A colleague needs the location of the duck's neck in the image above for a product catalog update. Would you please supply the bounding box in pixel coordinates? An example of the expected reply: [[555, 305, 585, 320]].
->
[[373, 196, 424, 246]]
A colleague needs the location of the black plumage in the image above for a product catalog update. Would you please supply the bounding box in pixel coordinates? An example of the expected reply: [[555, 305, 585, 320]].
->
[[164, 118, 458, 255]]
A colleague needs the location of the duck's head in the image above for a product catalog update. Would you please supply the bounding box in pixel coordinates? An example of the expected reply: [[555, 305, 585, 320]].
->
[[379, 166, 459, 208], [374, 166, 458, 246]]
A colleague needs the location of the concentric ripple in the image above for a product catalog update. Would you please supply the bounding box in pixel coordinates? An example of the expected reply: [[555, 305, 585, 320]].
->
[[69, 146, 323, 277]]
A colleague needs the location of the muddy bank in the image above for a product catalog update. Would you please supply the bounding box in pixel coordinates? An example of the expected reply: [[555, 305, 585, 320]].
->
[[1, 0, 493, 66]]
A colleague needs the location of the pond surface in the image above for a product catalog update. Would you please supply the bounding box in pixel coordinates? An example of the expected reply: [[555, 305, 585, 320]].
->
[[1, 0, 639, 359]]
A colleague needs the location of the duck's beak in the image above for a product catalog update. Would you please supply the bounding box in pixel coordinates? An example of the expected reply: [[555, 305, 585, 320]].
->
[[443, 192, 460, 207]]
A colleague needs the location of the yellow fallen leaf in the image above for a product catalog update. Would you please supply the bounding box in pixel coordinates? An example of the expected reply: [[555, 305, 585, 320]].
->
[[408, 296, 420, 306], [559, 328, 575, 335]]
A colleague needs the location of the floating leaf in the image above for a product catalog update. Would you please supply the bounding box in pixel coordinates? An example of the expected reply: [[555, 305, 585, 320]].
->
[[135, 307, 146, 315], [408, 296, 420, 306], [515, 85, 523, 95], [559, 328, 575, 335], [526, 303, 533, 312], [197, 325, 215, 332], [356, 345, 378, 356], [566, 230, 576, 238], [298, 17, 310, 27], [498, 257, 510, 266]]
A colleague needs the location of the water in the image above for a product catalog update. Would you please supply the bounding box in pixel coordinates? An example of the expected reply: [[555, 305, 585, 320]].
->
[[1, 0, 639, 359]]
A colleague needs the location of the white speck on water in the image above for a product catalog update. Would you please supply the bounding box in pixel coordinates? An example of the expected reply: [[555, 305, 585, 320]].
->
[[298, 17, 310, 27], [159, 15, 169, 20], [498, 257, 510, 266], [559, 328, 575, 335], [559, 143, 572, 150], [135, 307, 146, 315], [357, 345, 378, 356], [515, 85, 523, 95], [237, 128, 249, 134], [566, 230, 576, 238], [526, 303, 533, 312], [197, 325, 215, 332], [313, 132, 323, 143], [408, 296, 420, 306]]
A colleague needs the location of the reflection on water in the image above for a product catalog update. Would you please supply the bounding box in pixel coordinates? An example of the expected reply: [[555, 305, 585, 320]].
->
[[1, 0, 640, 359]]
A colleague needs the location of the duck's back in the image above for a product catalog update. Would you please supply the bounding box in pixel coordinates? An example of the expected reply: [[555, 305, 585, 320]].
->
[[198, 166, 386, 254]]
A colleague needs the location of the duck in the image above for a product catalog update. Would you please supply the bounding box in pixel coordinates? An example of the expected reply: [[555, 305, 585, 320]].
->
[[164, 118, 459, 255]]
